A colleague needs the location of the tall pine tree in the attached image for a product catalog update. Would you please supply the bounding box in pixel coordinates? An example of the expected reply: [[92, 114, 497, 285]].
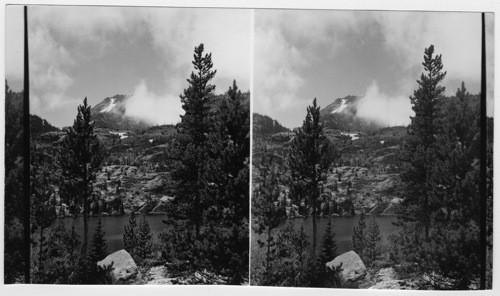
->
[[289, 98, 332, 257], [172, 43, 216, 236], [352, 212, 366, 258], [253, 154, 287, 277], [88, 216, 108, 263], [365, 217, 382, 266], [202, 81, 250, 283], [30, 144, 57, 273], [397, 45, 446, 237], [136, 214, 153, 263], [123, 211, 137, 256], [319, 218, 338, 263], [59, 98, 105, 257]]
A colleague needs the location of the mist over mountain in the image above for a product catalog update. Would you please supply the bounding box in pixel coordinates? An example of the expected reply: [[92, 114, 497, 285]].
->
[[90, 94, 151, 130]]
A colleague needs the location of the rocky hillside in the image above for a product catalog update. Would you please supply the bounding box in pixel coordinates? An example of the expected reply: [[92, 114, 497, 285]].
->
[[32, 91, 250, 217], [253, 97, 407, 217]]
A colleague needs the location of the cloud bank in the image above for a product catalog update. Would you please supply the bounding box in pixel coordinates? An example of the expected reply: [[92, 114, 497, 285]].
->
[[356, 82, 413, 126], [22, 6, 251, 127], [125, 81, 183, 126], [254, 10, 493, 127]]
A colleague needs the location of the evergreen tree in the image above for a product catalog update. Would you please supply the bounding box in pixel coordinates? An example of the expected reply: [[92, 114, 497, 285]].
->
[[135, 214, 153, 263], [88, 217, 108, 263], [123, 211, 137, 256], [392, 46, 483, 289], [59, 98, 105, 257], [319, 218, 337, 263], [289, 98, 332, 257], [417, 82, 481, 289], [352, 212, 366, 257], [252, 154, 287, 277], [30, 144, 57, 273], [171, 43, 216, 237], [201, 81, 250, 283], [4, 81, 26, 283], [365, 217, 382, 265], [398, 45, 446, 237]]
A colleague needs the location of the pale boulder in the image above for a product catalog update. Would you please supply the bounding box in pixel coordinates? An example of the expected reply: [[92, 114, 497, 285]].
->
[[326, 250, 367, 283], [98, 249, 138, 284]]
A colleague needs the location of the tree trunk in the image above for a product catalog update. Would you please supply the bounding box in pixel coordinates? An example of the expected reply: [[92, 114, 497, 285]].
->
[[81, 196, 89, 258], [266, 227, 271, 272], [39, 227, 44, 271]]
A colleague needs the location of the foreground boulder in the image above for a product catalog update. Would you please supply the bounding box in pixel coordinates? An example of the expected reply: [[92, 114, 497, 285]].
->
[[326, 250, 367, 284], [98, 249, 138, 284]]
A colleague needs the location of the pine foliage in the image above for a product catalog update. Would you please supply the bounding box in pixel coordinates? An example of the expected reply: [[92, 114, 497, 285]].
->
[[365, 217, 383, 265], [88, 217, 108, 263], [352, 212, 366, 257], [136, 214, 153, 263], [59, 97, 105, 257], [289, 98, 332, 256], [123, 211, 137, 256], [319, 218, 337, 264]]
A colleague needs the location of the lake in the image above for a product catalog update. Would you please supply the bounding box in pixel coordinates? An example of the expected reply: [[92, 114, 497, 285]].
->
[[251, 215, 399, 265], [56, 214, 171, 253], [56, 214, 399, 259]]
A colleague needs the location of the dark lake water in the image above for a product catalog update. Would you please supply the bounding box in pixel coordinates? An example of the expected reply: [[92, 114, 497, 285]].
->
[[56, 214, 171, 254], [251, 215, 399, 264], [56, 214, 399, 259]]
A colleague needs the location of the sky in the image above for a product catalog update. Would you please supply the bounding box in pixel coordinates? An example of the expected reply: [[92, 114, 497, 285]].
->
[[254, 10, 495, 128], [5, 7, 494, 129], [5, 5, 252, 128]]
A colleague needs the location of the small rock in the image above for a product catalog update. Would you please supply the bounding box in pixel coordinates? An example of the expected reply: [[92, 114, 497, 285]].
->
[[377, 267, 396, 282]]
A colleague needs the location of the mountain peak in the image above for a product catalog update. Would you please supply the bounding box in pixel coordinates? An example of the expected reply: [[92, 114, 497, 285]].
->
[[90, 94, 150, 130], [320, 95, 360, 116]]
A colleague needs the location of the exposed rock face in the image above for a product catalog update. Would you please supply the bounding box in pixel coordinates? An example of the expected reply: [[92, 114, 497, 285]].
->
[[326, 251, 367, 284], [151, 196, 174, 213], [144, 175, 166, 192], [98, 249, 138, 284]]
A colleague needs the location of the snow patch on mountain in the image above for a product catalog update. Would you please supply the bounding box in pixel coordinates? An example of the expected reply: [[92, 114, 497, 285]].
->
[[101, 98, 116, 113], [110, 131, 128, 139], [331, 99, 348, 114], [341, 132, 359, 140]]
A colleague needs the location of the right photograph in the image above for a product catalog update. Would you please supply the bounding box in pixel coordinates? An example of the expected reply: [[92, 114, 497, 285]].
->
[[251, 9, 494, 290]]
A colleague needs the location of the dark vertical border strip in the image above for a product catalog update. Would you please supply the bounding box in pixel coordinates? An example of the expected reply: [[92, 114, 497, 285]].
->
[[23, 5, 30, 284], [480, 12, 487, 291]]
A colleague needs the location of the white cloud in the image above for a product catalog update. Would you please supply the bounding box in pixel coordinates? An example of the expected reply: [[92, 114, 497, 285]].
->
[[356, 81, 413, 126], [374, 11, 484, 92], [124, 81, 183, 125], [254, 22, 307, 114], [29, 25, 78, 112], [142, 8, 251, 93], [255, 10, 492, 123], [253, 10, 367, 119], [24, 6, 251, 125]]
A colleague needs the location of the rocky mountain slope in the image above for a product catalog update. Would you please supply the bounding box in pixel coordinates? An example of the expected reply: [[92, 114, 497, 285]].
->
[[320, 95, 381, 132], [253, 96, 407, 217], [32, 91, 250, 217], [90, 94, 150, 130]]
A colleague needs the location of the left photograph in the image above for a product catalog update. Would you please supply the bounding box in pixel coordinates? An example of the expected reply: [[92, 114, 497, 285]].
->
[[4, 5, 251, 285]]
